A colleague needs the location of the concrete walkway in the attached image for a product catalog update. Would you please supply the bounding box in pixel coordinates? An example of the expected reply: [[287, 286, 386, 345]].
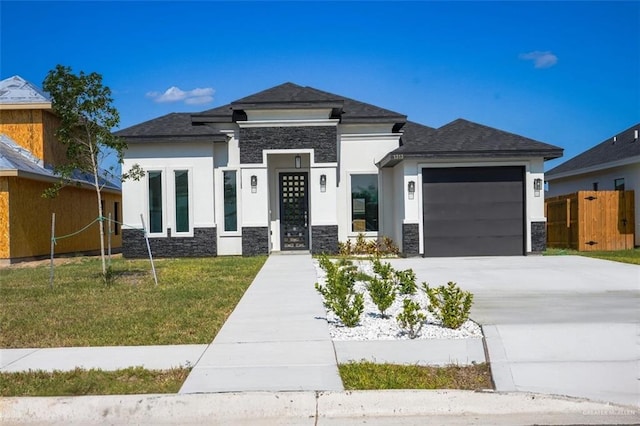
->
[[0, 345, 206, 372], [179, 253, 344, 393]]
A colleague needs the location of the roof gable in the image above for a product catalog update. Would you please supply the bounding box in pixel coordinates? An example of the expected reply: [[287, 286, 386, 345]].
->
[[0, 75, 51, 108], [546, 122, 640, 177]]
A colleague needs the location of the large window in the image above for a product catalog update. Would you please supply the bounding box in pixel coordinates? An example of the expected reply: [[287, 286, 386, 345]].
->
[[148, 171, 163, 233], [175, 170, 189, 233], [351, 174, 378, 232], [223, 171, 237, 232]]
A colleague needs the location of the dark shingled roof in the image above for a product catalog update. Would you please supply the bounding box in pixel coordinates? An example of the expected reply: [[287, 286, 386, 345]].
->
[[114, 113, 226, 143], [226, 82, 406, 125], [380, 119, 563, 167], [546, 122, 640, 177]]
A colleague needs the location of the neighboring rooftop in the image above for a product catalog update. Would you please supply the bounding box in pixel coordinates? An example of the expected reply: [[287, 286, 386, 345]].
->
[[546, 122, 640, 177], [0, 133, 120, 190], [0, 75, 51, 109]]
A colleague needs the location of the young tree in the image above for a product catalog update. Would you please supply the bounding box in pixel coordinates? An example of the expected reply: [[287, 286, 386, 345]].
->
[[43, 64, 135, 280]]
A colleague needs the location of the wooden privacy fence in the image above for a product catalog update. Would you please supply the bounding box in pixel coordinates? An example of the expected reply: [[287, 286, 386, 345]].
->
[[545, 190, 635, 251]]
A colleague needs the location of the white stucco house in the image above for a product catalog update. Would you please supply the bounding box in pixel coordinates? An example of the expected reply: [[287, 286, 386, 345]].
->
[[116, 83, 562, 257], [546, 122, 640, 244]]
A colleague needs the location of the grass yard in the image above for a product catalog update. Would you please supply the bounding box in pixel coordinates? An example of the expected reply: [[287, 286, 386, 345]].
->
[[0, 367, 189, 396], [544, 247, 640, 265], [0, 256, 266, 348], [339, 362, 493, 391]]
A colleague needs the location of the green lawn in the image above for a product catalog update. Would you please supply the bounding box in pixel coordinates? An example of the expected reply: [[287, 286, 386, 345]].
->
[[0, 256, 266, 348], [544, 247, 640, 265], [0, 367, 189, 396], [339, 362, 493, 391]]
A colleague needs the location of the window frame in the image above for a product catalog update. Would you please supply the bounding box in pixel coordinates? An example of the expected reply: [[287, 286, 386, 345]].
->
[[173, 169, 193, 236], [614, 178, 625, 191], [349, 172, 380, 236], [146, 170, 166, 236], [219, 168, 241, 236]]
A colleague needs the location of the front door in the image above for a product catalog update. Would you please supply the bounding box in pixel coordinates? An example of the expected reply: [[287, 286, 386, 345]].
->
[[279, 172, 309, 250]]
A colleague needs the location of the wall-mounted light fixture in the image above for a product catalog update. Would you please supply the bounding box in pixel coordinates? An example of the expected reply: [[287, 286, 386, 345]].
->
[[320, 174, 327, 193], [251, 175, 258, 193], [295, 155, 301, 169], [533, 178, 542, 197], [408, 181, 416, 200]]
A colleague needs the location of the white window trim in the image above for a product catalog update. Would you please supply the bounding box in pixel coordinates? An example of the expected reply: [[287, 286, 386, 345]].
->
[[348, 171, 380, 237], [171, 167, 194, 237], [145, 168, 167, 237], [218, 167, 242, 236]]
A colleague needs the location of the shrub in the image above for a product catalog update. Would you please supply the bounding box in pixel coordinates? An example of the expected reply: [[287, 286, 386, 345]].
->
[[422, 282, 474, 329], [366, 276, 395, 318], [372, 258, 393, 280], [338, 234, 399, 256], [394, 268, 417, 295], [315, 255, 364, 327], [396, 298, 425, 339]]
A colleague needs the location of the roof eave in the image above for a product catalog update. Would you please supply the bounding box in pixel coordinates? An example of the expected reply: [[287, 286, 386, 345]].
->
[[191, 115, 234, 124], [0, 103, 52, 110], [379, 149, 564, 168], [121, 134, 227, 144], [546, 154, 640, 180]]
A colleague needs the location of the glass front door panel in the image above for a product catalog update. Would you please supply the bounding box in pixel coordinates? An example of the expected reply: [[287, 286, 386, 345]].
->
[[280, 172, 309, 250]]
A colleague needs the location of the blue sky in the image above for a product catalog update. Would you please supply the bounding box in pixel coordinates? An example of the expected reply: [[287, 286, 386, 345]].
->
[[2, 1, 639, 170]]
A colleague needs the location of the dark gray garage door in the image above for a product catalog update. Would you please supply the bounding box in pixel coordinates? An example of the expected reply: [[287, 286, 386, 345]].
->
[[422, 166, 525, 257]]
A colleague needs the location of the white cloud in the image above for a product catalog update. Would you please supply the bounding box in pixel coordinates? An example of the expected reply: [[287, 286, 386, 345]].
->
[[519, 51, 558, 69], [146, 86, 215, 104]]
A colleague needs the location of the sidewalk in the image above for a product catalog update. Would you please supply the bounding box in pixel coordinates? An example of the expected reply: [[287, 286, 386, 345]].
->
[[0, 345, 206, 372], [179, 252, 344, 393]]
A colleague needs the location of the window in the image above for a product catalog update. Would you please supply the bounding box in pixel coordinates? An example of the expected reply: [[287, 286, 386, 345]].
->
[[223, 171, 237, 232], [148, 171, 163, 233], [592, 182, 599, 191], [614, 178, 625, 191], [174, 170, 189, 233], [114, 201, 120, 235], [351, 174, 378, 232]]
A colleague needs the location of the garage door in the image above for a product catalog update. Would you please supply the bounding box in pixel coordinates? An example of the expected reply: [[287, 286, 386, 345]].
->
[[422, 166, 525, 257]]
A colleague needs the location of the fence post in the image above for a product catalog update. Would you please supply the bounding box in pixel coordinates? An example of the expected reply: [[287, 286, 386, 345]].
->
[[140, 214, 158, 286], [49, 213, 55, 289], [108, 212, 112, 266]]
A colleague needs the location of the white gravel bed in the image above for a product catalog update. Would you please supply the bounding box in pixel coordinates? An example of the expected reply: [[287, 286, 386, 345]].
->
[[314, 259, 483, 341]]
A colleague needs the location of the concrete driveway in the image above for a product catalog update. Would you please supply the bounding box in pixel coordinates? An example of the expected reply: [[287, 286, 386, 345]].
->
[[389, 255, 640, 407]]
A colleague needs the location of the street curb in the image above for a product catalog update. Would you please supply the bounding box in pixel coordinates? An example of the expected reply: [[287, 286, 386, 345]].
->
[[1, 390, 638, 425]]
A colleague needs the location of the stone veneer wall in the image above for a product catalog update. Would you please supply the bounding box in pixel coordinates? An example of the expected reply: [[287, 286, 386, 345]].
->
[[311, 225, 339, 255], [402, 223, 420, 257], [242, 227, 269, 256], [122, 227, 216, 258], [530, 221, 546, 253], [239, 126, 337, 163]]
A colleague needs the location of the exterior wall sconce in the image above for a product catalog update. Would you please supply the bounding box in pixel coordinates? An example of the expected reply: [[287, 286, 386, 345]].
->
[[533, 178, 542, 197], [295, 155, 301, 169], [408, 181, 416, 200], [320, 174, 327, 193], [251, 175, 257, 193]]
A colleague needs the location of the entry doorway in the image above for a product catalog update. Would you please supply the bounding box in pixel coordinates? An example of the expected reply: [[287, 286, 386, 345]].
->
[[279, 172, 309, 250]]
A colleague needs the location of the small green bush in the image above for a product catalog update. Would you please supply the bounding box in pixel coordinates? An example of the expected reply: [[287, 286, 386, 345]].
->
[[396, 298, 425, 339], [366, 276, 396, 318], [423, 282, 474, 329], [394, 268, 417, 295], [315, 255, 364, 327], [338, 234, 399, 256]]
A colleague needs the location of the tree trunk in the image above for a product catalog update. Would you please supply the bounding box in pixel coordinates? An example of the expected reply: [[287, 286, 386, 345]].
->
[[89, 142, 107, 278]]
